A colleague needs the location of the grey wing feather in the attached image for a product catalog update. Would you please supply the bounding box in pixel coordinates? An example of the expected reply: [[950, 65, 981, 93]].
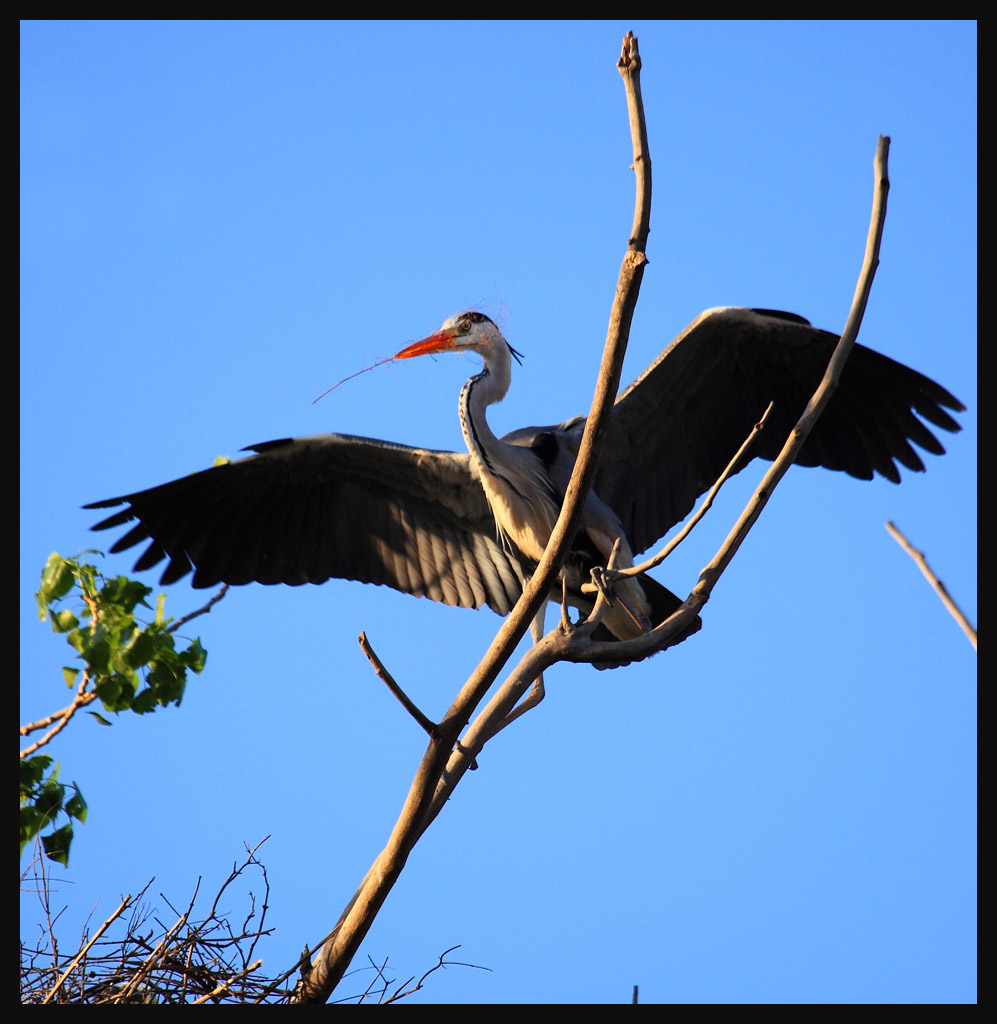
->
[[85, 433, 525, 614], [597, 308, 964, 554]]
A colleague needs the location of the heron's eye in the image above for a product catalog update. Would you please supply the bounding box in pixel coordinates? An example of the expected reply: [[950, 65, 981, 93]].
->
[[457, 320, 471, 335]]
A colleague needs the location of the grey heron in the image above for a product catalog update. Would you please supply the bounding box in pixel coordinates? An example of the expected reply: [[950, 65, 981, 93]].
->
[[85, 308, 964, 650]]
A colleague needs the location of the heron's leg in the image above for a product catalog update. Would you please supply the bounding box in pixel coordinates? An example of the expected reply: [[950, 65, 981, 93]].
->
[[528, 603, 546, 695], [517, 605, 547, 708], [559, 573, 574, 631]]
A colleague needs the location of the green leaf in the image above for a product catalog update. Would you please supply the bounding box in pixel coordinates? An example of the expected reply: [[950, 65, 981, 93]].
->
[[81, 636, 111, 673], [95, 670, 137, 711], [41, 823, 74, 866], [122, 629, 157, 668], [101, 576, 153, 616], [94, 673, 121, 706], [50, 609, 79, 634], [131, 688, 158, 714], [65, 786, 88, 823], [184, 638, 208, 674], [87, 711, 113, 726], [74, 558, 101, 599], [20, 755, 53, 794], [34, 780, 66, 821], [36, 553, 76, 618], [62, 666, 81, 688], [20, 805, 44, 852]]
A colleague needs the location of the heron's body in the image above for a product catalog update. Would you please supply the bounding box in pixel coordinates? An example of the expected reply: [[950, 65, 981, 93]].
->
[[86, 308, 964, 650], [430, 313, 651, 638]]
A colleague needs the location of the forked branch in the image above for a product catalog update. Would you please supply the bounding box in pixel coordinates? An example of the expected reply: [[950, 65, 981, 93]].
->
[[568, 136, 893, 667]]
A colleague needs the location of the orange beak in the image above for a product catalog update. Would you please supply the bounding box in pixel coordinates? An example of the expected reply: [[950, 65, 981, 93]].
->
[[394, 328, 459, 361]]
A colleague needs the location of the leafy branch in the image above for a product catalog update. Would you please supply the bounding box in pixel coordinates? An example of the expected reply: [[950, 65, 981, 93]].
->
[[20, 553, 217, 864]]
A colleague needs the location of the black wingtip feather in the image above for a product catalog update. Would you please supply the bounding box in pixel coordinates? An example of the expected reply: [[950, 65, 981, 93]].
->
[[241, 438, 295, 455], [109, 522, 153, 555], [89, 507, 137, 532], [82, 496, 129, 511], [132, 540, 167, 573]]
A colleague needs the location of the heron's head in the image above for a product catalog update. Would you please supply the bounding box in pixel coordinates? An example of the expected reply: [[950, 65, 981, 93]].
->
[[395, 312, 522, 366]]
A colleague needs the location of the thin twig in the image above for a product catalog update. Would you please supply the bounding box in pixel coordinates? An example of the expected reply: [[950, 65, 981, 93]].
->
[[167, 585, 229, 633], [20, 674, 97, 755], [587, 402, 774, 587], [382, 945, 491, 1004], [359, 632, 437, 736], [360, 954, 392, 1004], [886, 521, 977, 651], [476, 676, 546, 743]]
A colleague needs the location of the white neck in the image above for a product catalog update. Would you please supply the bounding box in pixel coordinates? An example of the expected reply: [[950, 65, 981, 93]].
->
[[458, 343, 512, 476]]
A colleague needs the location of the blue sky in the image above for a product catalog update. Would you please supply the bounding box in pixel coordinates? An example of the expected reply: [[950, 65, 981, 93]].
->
[[21, 22, 975, 1004]]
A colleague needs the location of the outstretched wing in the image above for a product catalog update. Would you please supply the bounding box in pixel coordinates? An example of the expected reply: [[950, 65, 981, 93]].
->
[[591, 307, 963, 555], [85, 433, 526, 614]]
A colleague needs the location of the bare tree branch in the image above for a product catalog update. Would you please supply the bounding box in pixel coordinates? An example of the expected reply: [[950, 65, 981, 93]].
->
[[886, 520, 977, 651], [296, 46, 895, 1003], [20, 672, 98, 755], [295, 31, 654, 1004], [359, 631, 437, 736]]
